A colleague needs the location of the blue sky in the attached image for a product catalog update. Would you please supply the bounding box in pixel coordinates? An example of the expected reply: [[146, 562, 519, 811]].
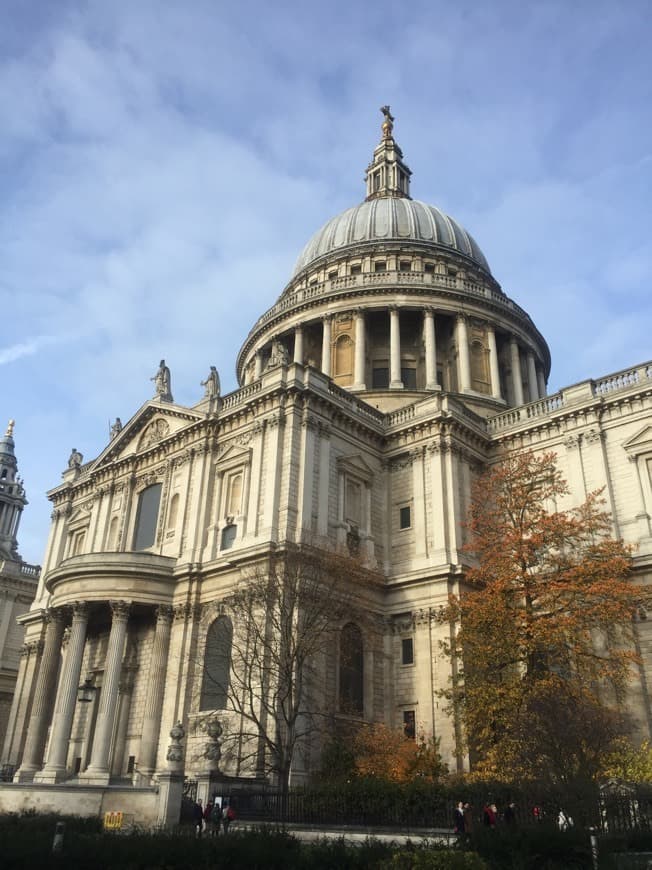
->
[[1, 0, 650, 564]]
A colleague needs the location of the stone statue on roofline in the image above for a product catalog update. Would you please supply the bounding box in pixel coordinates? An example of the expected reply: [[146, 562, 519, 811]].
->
[[201, 366, 221, 399], [110, 417, 122, 440], [67, 447, 83, 470], [151, 359, 173, 402]]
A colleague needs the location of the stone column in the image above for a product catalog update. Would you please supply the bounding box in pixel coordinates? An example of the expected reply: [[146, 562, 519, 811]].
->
[[321, 316, 332, 377], [353, 310, 366, 390], [389, 307, 403, 388], [35, 602, 89, 783], [526, 351, 538, 402], [254, 351, 263, 380], [294, 327, 304, 365], [455, 316, 471, 392], [537, 366, 547, 398], [139, 605, 174, 778], [83, 601, 130, 783], [14, 610, 66, 782], [487, 326, 502, 399], [424, 309, 437, 390], [509, 336, 524, 406]]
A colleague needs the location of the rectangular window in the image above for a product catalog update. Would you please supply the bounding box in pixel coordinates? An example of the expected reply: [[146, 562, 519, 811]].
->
[[127, 755, 136, 774], [399, 505, 411, 530], [401, 367, 417, 389], [372, 367, 389, 389], [350, 264, 362, 275], [328, 269, 338, 280], [424, 263, 435, 274], [403, 710, 416, 740], [345, 478, 362, 527], [374, 261, 386, 272], [399, 260, 411, 272], [401, 637, 414, 665], [133, 483, 162, 551]]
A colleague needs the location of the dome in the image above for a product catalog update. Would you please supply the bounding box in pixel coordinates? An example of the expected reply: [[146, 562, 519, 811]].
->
[[292, 197, 491, 278]]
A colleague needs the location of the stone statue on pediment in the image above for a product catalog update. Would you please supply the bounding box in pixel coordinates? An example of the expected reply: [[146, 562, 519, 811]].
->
[[110, 418, 122, 440], [151, 359, 173, 402]]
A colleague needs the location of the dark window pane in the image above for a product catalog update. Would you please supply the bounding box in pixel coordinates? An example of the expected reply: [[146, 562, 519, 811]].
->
[[374, 261, 386, 272], [402, 637, 414, 665], [372, 367, 389, 388], [399, 506, 411, 530], [200, 616, 233, 710], [339, 623, 364, 716], [403, 710, 416, 739], [402, 368, 417, 389], [133, 484, 162, 551], [221, 524, 237, 550]]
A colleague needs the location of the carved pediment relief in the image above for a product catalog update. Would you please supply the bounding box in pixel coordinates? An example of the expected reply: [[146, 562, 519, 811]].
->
[[138, 418, 170, 451]]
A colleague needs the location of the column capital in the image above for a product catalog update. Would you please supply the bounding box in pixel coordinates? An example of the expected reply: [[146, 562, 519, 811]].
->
[[109, 600, 131, 621], [155, 604, 174, 624], [71, 601, 89, 621]]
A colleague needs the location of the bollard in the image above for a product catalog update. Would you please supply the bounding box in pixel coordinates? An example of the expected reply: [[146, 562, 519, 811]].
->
[[589, 827, 599, 870], [52, 820, 65, 854]]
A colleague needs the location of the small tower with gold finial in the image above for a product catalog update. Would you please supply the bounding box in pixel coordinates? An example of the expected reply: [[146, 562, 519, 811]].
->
[[365, 106, 412, 201]]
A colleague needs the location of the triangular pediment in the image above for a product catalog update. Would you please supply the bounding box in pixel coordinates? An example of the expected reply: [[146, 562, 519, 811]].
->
[[217, 442, 252, 465], [337, 452, 375, 480], [90, 401, 204, 471], [623, 425, 652, 456]]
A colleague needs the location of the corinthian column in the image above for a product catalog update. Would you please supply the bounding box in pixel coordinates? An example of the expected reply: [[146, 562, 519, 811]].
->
[[321, 316, 332, 377], [389, 307, 403, 389], [83, 601, 130, 783], [510, 336, 524, 406], [526, 351, 539, 402], [487, 326, 502, 399], [456, 316, 471, 392], [293, 326, 304, 365], [352, 310, 366, 390], [424, 309, 437, 390], [138, 605, 174, 777], [35, 601, 89, 783], [15, 610, 66, 782]]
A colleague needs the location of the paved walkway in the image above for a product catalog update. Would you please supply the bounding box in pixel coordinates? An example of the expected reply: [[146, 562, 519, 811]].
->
[[236, 822, 455, 846]]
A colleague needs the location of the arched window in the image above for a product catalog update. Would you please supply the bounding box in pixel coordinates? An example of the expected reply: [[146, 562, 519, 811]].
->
[[226, 473, 243, 518], [167, 493, 179, 532], [133, 483, 162, 551], [339, 622, 364, 716], [200, 616, 233, 710], [107, 516, 119, 551]]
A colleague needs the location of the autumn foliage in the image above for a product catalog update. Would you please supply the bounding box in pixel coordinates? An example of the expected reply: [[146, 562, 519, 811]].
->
[[352, 723, 447, 783], [443, 450, 641, 781]]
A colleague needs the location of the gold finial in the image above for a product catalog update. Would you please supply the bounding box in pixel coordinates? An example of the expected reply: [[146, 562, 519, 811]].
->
[[6, 420, 15, 437], [380, 105, 394, 139]]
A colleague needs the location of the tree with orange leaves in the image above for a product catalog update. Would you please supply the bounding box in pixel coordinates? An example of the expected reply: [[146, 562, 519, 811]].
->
[[442, 450, 641, 781]]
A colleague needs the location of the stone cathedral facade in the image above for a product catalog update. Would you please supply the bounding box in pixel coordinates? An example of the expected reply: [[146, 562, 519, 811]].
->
[[2, 112, 652, 813]]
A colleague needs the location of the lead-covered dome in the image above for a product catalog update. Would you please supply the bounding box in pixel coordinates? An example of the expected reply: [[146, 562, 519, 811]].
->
[[292, 197, 491, 278]]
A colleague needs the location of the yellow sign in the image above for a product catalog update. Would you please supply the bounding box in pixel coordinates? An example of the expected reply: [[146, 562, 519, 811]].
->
[[104, 811, 123, 830]]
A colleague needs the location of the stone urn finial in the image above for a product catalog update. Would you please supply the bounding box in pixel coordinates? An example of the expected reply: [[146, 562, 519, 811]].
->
[[166, 721, 186, 772]]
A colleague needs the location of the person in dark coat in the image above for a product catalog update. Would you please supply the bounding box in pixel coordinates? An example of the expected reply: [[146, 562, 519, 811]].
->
[[193, 799, 204, 837], [453, 801, 465, 833]]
